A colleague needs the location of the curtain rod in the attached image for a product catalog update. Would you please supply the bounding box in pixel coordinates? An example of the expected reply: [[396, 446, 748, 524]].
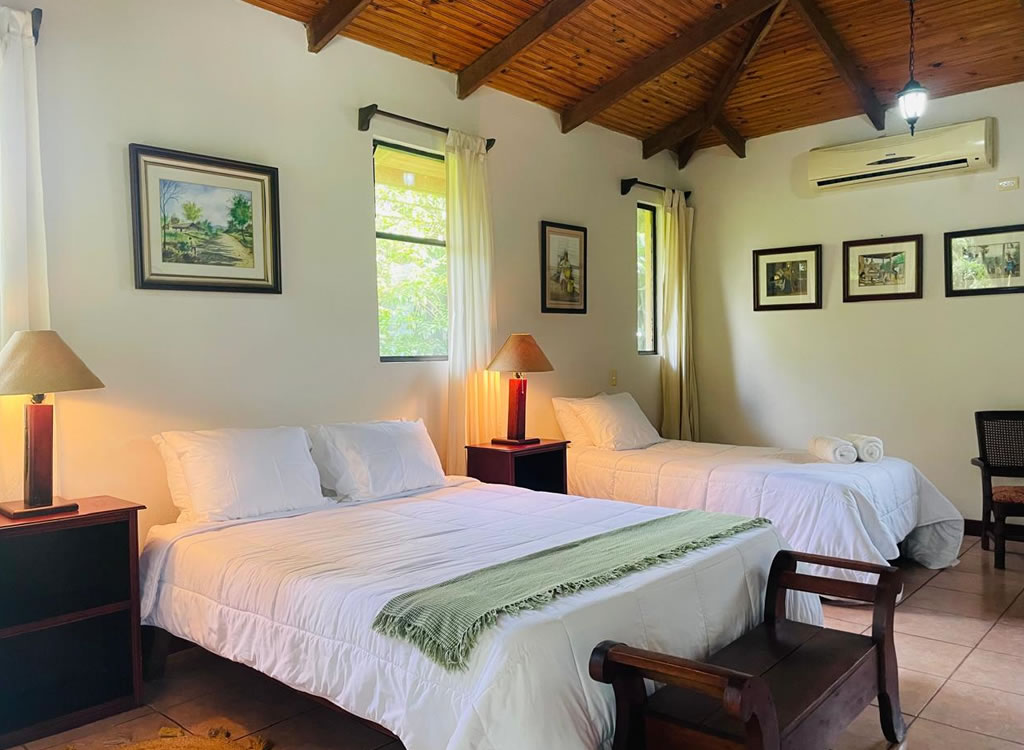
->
[[358, 104, 496, 152], [32, 7, 41, 45], [620, 178, 690, 201]]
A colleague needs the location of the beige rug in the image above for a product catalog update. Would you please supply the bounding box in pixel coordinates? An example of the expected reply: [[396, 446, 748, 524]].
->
[[69, 727, 271, 750]]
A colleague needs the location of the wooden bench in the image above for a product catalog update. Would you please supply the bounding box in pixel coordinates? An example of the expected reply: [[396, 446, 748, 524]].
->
[[590, 550, 905, 750]]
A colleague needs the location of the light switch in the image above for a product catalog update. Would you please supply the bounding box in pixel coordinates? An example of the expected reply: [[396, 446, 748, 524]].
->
[[998, 177, 1020, 191], [609, 369, 618, 387]]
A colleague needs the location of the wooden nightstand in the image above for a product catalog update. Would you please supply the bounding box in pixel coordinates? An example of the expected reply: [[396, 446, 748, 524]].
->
[[466, 439, 569, 494], [0, 496, 145, 747]]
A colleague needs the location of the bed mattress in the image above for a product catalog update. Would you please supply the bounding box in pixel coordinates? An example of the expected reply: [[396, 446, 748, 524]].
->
[[568, 440, 964, 582], [141, 479, 821, 750]]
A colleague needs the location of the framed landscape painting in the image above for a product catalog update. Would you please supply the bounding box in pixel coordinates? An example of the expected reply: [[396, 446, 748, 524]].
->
[[541, 221, 587, 314], [843, 235, 923, 302], [753, 245, 822, 311], [945, 224, 1024, 297], [130, 144, 281, 293]]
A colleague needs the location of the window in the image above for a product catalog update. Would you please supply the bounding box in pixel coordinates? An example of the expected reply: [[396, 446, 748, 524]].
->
[[373, 141, 448, 361], [636, 204, 657, 354]]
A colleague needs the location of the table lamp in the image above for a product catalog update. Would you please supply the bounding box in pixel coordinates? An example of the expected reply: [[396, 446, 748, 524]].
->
[[487, 333, 553, 446], [0, 330, 104, 519]]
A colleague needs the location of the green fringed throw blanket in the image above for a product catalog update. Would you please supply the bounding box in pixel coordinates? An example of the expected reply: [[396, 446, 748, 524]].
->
[[372, 510, 770, 671]]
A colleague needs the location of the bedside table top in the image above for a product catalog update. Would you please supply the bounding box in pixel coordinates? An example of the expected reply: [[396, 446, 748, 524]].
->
[[466, 439, 569, 455], [0, 496, 146, 532]]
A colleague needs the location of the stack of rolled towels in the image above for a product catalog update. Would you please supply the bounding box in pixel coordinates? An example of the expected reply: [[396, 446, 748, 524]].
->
[[809, 434, 884, 464]]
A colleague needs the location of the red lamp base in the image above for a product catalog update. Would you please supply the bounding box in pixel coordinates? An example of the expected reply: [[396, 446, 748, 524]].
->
[[0, 400, 70, 519], [492, 376, 540, 445]]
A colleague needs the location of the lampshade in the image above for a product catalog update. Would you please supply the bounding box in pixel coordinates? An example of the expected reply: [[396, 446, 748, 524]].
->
[[488, 334, 554, 374], [897, 79, 928, 134], [0, 330, 104, 397]]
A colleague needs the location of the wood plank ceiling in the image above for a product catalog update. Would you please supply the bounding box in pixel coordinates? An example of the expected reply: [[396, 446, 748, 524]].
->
[[243, 0, 1024, 167]]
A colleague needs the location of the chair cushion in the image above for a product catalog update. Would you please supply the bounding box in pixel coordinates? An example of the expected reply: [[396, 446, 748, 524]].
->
[[994, 486, 1024, 504]]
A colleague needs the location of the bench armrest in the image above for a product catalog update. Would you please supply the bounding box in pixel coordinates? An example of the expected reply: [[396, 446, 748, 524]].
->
[[590, 641, 780, 748]]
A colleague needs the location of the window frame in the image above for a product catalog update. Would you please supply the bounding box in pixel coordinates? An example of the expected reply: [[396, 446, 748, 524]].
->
[[636, 202, 659, 355], [372, 139, 449, 363]]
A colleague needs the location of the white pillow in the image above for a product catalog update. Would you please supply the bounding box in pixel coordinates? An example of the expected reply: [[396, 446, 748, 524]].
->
[[153, 427, 327, 523], [552, 396, 595, 447], [569, 393, 664, 451], [307, 419, 445, 501]]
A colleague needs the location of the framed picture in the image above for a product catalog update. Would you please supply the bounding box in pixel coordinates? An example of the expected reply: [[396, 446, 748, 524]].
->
[[130, 144, 281, 293], [541, 221, 587, 314], [945, 224, 1024, 297], [843, 235, 923, 302], [753, 245, 822, 311]]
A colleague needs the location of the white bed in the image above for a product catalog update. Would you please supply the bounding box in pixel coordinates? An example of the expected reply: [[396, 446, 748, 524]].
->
[[141, 478, 821, 750], [568, 440, 964, 583]]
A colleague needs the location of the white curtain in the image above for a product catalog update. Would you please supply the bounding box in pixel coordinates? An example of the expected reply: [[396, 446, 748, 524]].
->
[[659, 188, 699, 441], [0, 7, 51, 499], [445, 130, 501, 474]]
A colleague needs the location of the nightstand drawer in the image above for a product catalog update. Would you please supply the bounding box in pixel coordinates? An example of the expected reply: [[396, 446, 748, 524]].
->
[[0, 610, 134, 735], [0, 520, 131, 630]]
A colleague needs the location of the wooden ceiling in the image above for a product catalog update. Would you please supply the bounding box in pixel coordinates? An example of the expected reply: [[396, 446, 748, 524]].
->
[[243, 0, 1024, 166]]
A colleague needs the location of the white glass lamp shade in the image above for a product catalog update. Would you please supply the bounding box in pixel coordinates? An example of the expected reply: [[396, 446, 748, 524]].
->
[[897, 80, 928, 134]]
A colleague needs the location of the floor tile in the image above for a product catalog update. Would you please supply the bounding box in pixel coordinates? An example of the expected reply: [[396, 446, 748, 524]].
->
[[893, 605, 995, 647], [961, 536, 981, 556], [979, 622, 1024, 656], [953, 649, 1024, 696], [830, 705, 912, 750], [998, 593, 1024, 628], [26, 712, 178, 750], [903, 584, 1015, 619], [823, 602, 874, 626], [871, 668, 944, 716], [825, 615, 870, 634], [255, 706, 395, 750], [905, 718, 1024, 749], [24, 707, 155, 750], [893, 632, 971, 678], [160, 684, 315, 739], [930, 569, 1024, 599], [922, 681, 1024, 743], [144, 649, 242, 712], [957, 550, 1024, 580]]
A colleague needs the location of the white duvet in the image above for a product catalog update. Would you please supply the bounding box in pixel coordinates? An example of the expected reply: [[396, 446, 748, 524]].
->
[[141, 479, 821, 750], [568, 441, 964, 583]]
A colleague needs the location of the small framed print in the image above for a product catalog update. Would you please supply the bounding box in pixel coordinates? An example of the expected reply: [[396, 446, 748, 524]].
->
[[945, 224, 1024, 298], [541, 221, 587, 314], [130, 144, 281, 293], [843, 235, 923, 303], [753, 245, 822, 311]]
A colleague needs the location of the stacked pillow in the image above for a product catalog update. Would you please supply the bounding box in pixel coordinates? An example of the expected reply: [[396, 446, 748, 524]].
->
[[153, 419, 446, 523], [552, 392, 663, 451]]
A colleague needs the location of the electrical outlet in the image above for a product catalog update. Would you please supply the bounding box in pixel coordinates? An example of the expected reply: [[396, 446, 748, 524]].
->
[[609, 369, 618, 387], [998, 177, 1020, 191]]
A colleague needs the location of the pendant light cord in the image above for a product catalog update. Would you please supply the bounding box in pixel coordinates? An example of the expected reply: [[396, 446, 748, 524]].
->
[[908, 0, 917, 82]]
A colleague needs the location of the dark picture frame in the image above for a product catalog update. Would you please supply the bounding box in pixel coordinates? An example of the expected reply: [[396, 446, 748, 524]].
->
[[130, 143, 282, 293], [753, 245, 823, 311], [843, 235, 923, 303], [945, 224, 1024, 298], [541, 220, 587, 314]]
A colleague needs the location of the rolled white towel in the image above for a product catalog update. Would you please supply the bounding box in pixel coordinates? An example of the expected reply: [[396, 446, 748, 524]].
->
[[844, 433, 884, 463], [809, 436, 858, 464]]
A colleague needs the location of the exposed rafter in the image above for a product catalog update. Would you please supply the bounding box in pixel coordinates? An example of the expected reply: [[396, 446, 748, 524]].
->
[[458, 0, 600, 100], [643, 3, 785, 162], [789, 0, 886, 130], [713, 117, 747, 158], [559, 0, 780, 134], [306, 0, 372, 54]]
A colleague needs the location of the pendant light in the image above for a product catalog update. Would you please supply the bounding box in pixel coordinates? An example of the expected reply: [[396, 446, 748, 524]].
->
[[897, 0, 927, 135]]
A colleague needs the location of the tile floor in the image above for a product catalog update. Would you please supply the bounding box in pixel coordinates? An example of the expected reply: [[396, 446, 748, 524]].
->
[[14, 535, 1024, 750]]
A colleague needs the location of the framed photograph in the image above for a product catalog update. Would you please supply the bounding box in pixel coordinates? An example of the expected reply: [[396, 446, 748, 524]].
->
[[130, 144, 281, 293], [753, 245, 822, 311], [945, 224, 1024, 298], [843, 235, 923, 302], [541, 221, 587, 314]]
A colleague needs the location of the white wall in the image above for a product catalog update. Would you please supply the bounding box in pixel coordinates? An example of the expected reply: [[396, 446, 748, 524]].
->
[[681, 82, 1024, 520], [9, 0, 681, 534]]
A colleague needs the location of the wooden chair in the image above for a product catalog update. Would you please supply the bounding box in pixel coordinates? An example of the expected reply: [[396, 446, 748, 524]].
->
[[590, 550, 904, 750], [973, 410, 1024, 569]]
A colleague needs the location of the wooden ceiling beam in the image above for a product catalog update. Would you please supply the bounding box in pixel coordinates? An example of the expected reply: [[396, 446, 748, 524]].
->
[[458, 0, 600, 99], [713, 117, 747, 158], [306, 0, 372, 53], [559, 0, 781, 134], [788, 0, 886, 130], [646, 2, 786, 162]]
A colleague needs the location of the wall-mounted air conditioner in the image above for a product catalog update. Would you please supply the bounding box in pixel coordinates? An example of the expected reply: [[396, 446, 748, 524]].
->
[[808, 118, 993, 190]]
